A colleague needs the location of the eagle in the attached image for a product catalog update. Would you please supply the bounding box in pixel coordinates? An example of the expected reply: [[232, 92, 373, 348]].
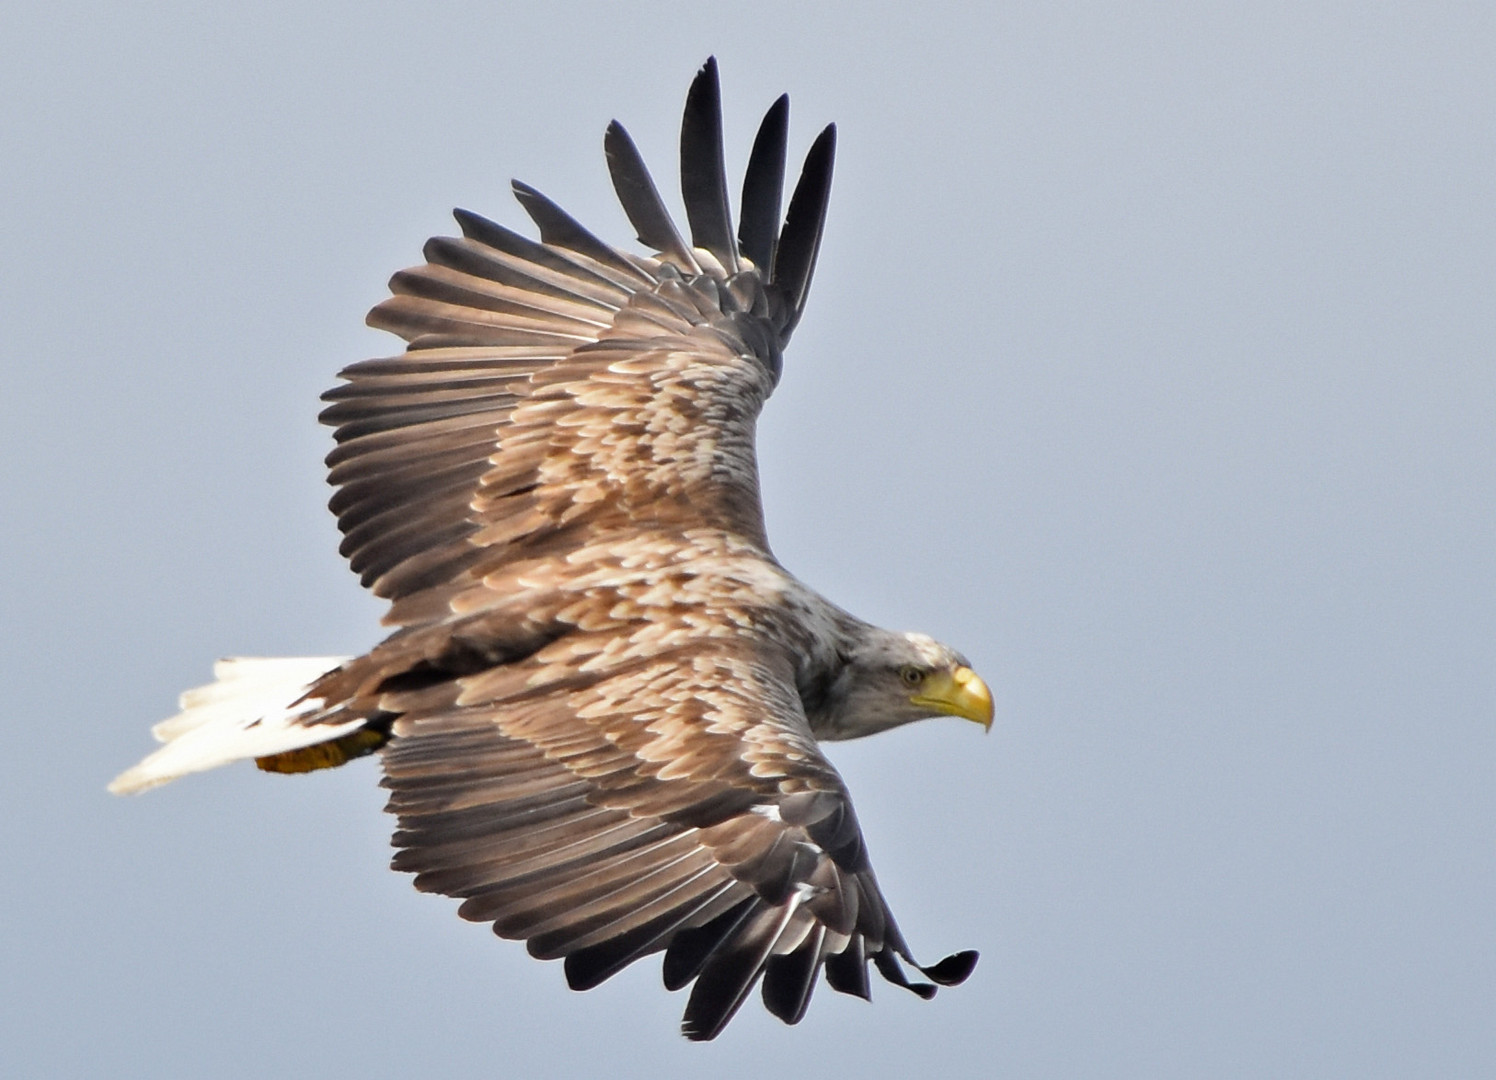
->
[[111, 58, 994, 1040]]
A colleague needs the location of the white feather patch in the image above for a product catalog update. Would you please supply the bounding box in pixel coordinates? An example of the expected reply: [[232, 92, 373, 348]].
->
[[108, 656, 356, 795]]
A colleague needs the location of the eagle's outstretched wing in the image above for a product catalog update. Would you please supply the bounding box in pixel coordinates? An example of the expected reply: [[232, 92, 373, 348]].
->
[[378, 617, 974, 1041], [320, 58, 834, 630]]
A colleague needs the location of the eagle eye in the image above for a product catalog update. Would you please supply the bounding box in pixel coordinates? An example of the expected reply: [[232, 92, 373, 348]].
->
[[899, 665, 925, 687]]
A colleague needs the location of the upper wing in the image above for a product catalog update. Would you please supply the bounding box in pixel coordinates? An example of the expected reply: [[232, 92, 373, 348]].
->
[[319, 59, 836, 628], [377, 622, 976, 1040]]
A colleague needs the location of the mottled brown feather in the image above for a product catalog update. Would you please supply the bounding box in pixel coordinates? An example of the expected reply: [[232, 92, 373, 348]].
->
[[365, 623, 929, 1039]]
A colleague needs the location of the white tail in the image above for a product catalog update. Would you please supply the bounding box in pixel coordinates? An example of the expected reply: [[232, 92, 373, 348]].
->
[[109, 656, 357, 794]]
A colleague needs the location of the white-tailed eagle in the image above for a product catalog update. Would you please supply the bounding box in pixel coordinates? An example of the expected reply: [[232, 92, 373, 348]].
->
[[112, 58, 993, 1040]]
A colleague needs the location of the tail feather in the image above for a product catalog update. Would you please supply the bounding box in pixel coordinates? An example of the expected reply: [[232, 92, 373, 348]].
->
[[109, 656, 357, 795]]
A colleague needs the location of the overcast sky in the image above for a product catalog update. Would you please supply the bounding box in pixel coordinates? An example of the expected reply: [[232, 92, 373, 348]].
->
[[3, 3, 1492, 1077]]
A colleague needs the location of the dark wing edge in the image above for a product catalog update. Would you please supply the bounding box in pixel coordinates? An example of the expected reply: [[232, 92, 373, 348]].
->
[[771, 122, 836, 339], [605, 120, 699, 272], [679, 56, 739, 272], [738, 94, 789, 274], [677, 56, 836, 341], [377, 636, 976, 1041]]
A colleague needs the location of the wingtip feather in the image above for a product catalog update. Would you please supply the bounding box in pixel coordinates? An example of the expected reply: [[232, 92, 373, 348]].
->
[[738, 94, 789, 272], [679, 56, 738, 271]]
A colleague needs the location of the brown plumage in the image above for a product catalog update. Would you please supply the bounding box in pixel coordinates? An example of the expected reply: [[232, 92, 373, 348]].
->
[[111, 57, 993, 1041]]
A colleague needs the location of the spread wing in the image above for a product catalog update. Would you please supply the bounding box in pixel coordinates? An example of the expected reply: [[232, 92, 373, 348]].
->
[[378, 617, 975, 1041], [319, 58, 836, 630]]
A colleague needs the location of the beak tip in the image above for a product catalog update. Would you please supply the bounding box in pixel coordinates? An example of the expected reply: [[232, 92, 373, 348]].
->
[[919, 665, 994, 731]]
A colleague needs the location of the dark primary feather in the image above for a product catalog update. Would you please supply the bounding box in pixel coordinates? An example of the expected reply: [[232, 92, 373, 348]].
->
[[823, 934, 872, 1000], [451, 208, 640, 300], [561, 880, 749, 990], [920, 949, 982, 986], [760, 923, 825, 1023], [605, 121, 699, 272], [772, 123, 836, 337], [759, 921, 831, 1023], [680, 901, 795, 1040], [738, 94, 789, 273], [661, 895, 760, 992], [679, 57, 738, 271], [509, 181, 656, 286]]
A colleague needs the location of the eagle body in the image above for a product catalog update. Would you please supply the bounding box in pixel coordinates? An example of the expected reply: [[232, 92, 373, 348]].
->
[[112, 59, 993, 1040]]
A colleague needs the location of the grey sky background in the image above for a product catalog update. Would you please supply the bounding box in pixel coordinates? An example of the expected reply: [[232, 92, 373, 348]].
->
[[3, 3, 1491, 1077]]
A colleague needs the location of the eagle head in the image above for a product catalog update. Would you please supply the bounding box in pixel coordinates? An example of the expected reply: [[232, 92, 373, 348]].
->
[[809, 629, 994, 741]]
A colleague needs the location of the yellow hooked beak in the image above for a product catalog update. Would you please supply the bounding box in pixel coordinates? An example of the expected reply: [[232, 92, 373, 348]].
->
[[911, 665, 994, 731]]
